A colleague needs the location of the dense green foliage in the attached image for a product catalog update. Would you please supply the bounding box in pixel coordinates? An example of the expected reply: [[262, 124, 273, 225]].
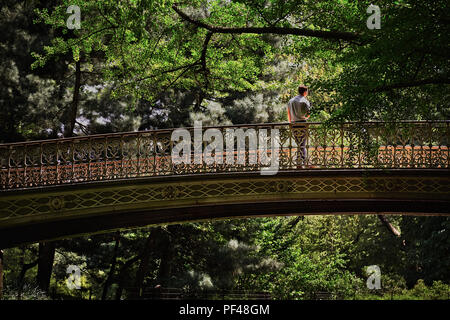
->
[[2, 0, 449, 142], [0, 0, 448, 300], [31, 0, 449, 121], [2, 216, 449, 300]]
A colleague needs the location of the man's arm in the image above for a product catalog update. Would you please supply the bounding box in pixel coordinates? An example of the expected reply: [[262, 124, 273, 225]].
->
[[287, 103, 292, 122], [306, 100, 312, 119], [300, 101, 311, 119]]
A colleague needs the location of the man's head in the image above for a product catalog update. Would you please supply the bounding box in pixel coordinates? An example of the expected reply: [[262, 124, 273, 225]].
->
[[298, 85, 308, 97]]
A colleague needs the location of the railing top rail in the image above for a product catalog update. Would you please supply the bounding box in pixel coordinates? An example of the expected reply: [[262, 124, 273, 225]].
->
[[0, 120, 448, 147]]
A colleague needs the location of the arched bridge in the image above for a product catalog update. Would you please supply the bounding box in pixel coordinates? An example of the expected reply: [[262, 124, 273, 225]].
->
[[1, 121, 449, 248]]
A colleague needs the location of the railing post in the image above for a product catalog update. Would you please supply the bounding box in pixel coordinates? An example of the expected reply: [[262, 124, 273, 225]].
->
[[323, 125, 327, 168], [254, 126, 258, 170], [137, 134, 141, 177], [447, 122, 450, 169], [340, 123, 344, 168], [203, 129, 207, 173], [169, 131, 174, 174], [39, 143, 43, 185], [357, 125, 362, 168], [410, 123, 415, 168], [71, 141, 75, 182], [120, 135, 124, 178], [288, 123, 293, 169], [22, 144, 27, 187], [391, 124, 396, 169], [88, 138, 92, 180], [428, 122, 433, 168], [7, 146, 11, 188], [56, 142, 60, 184], [306, 124, 310, 166], [153, 133, 157, 175], [374, 123, 379, 168], [104, 137, 108, 180]]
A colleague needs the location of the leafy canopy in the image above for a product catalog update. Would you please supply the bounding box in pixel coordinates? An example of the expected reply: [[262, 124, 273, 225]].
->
[[33, 0, 449, 121]]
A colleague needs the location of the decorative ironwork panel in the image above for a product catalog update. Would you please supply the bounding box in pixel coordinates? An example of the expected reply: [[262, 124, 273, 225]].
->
[[1, 174, 449, 220]]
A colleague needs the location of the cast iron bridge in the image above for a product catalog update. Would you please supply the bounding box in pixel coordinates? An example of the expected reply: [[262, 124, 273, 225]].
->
[[1, 121, 449, 247]]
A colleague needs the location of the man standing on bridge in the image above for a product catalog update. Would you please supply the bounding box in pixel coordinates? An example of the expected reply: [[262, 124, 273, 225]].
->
[[287, 85, 311, 168]]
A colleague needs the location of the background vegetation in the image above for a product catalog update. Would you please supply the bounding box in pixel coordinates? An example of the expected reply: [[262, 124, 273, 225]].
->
[[0, 0, 448, 299]]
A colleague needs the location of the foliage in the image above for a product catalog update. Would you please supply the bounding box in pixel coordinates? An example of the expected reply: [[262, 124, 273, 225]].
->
[[4, 216, 448, 300], [2, 283, 49, 300], [356, 279, 450, 300], [1, 0, 449, 301], [30, 0, 449, 123]]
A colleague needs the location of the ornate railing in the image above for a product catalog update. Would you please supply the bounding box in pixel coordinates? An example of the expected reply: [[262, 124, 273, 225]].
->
[[0, 121, 449, 190]]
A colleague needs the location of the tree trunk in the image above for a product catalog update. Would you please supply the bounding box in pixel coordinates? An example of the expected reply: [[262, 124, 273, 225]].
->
[[101, 232, 120, 300], [157, 228, 173, 286], [65, 60, 81, 137], [135, 228, 161, 294], [18, 259, 38, 300], [37, 242, 56, 293], [114, 255, 140, 300], [378, 215, 401, 237]]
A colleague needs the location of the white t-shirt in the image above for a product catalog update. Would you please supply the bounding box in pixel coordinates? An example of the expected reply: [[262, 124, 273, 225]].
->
[[287, 95, 311, 122]]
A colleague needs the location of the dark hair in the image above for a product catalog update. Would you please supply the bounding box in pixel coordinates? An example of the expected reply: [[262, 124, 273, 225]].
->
[[298, 85, 308, 96]]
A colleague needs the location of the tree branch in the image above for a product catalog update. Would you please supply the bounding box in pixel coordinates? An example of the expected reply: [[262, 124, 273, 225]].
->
[[122, 62, 201, 87], [69, 26, 118, 47], [172, 5, 360, 41], [201, 32, 213, 72], [377, 215, 401, 237], [65, 60, 81, 138], [373, 77, 450, 92], [75, 120, 90, 135], [195, 31, 213, 109]]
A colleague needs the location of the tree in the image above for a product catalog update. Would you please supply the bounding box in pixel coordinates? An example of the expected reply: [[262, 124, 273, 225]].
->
[[1, 0, 449, 301], [32, 0, 449, 122], [401, 216, 450, 288]]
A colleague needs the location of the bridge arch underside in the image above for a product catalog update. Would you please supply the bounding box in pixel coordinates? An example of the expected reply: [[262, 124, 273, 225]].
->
[[0, 169, 449, 248]]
